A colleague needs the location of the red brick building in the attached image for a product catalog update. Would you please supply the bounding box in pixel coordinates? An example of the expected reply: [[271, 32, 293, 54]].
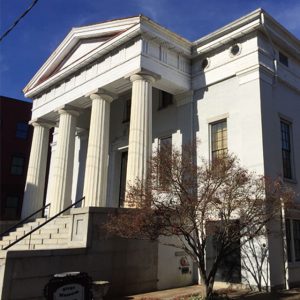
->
[[0, 96, 33, 220]]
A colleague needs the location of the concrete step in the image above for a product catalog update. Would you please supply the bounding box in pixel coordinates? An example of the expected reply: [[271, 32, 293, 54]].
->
[[34, 218, 47, 223], [6, 244, 31, 250], [16, 227, 34, 233], [53, 216, 71, 223], [57, 227, 69, 234], [2, 235, 18, 242], [31, 233, 51, 240], [40, 223, 66, 230], [33, 244, 67, 250], [38, 228, 59, 234], [13, 237, 43, 245], [0, 216, 74, 252], [0, 243, 10, 250], [42, 238, 68, 245], [0, 240, 8, 247], [50, 233, 69, 239]]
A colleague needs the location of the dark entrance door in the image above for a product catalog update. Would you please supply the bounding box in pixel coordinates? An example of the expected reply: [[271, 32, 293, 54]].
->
[[119, 151, 128, 207], [206, 221, 241, 283]]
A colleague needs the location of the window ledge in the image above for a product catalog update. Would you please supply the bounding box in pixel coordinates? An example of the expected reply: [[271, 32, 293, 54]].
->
[[288, 262, 300, 268], [283, 178, 298, 184], [158, 104, 173, 111]]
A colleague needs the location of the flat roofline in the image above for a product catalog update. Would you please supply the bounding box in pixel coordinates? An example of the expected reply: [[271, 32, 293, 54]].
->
[[193, 8, 299, 51]]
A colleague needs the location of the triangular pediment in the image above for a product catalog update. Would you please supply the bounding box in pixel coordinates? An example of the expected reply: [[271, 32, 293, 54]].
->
[[57, 37, 111, 71], [24, 16, 141, 95]]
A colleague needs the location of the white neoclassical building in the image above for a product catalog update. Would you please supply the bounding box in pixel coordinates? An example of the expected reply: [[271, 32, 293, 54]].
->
[[1, 8, 299, 299]]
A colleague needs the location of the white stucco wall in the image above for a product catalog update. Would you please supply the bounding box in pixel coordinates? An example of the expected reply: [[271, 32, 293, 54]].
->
[[35, 14, 299, 291]]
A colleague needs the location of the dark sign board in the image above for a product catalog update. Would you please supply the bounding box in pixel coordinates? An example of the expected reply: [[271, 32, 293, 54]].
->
[[44, 272, 92, 300]]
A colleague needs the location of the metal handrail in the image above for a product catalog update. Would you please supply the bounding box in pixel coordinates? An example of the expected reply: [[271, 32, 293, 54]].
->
[[3, 196, 85, 251], [0, 203, 51, 239]]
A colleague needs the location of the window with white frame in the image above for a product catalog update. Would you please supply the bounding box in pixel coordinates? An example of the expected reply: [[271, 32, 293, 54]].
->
[[211, 119, 227, 160], [280, 120, 293, 179], [286, 219, 300, 263]]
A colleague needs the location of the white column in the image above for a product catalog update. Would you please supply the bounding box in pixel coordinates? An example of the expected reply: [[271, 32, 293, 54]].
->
[[22, 119, 53, 218], [125, 73, 156, 192], [83, 91, 113, 207], [50, 106, 79, 216]]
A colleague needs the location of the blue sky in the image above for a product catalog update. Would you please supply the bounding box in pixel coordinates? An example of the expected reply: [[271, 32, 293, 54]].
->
[[0, 0, 299, 102]]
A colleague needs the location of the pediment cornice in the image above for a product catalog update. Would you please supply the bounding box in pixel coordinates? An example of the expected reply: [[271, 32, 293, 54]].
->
[[24, 16, 141, 97], [24, 15, 192, 98]]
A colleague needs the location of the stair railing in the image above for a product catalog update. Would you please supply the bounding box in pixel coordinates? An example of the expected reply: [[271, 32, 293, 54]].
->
[[3, 196, 85, 251], [0, 203, 51, 239]]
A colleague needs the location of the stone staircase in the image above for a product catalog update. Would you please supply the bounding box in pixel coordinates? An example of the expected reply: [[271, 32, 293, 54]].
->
[[0, 215, 72, 251]]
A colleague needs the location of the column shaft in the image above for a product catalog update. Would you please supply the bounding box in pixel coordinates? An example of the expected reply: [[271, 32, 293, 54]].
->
[[126, 74, 155, 190], [22, 121, 51, 218], [50, 108, 78, 216], [83, 93, 112, 207]]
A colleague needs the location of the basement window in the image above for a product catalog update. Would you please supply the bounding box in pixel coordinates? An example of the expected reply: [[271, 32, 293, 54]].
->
[[279, 52, 289, 67]]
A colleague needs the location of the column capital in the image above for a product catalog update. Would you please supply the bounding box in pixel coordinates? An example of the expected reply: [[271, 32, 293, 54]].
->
[[55, 105, 81, 117], [29, 118, 55, 128], [130, 73, 157, 84], [76, 128, 88, 139], [85, 88, 116, 103], [125, 68, 160, 83]]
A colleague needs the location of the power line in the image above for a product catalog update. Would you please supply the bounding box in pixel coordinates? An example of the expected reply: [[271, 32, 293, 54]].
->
[[0, 0, 39, 43]]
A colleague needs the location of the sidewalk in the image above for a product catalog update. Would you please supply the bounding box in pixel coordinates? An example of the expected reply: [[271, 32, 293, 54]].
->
[[108, 285, 300, 300]]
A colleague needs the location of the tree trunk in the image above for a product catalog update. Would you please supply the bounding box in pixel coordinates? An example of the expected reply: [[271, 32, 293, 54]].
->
[[206, 277, 215, 299], [198, 263, 215, 299]]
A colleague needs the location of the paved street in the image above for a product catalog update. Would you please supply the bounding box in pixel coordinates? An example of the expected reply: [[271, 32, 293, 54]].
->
[[108, 285, 300, 300]]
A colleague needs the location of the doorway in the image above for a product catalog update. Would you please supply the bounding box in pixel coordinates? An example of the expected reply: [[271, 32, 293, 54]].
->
[[118, 151, 128, 207]]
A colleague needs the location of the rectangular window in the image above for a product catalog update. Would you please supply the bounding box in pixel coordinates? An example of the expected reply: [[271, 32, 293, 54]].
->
[[158, 136, 172, 187], [123, 99, 131, 123], [286, 219, 292, 262], [281, 120, 293, 179], [211, 120, 227, 160], [159, 91, 173, 109], [293, 220, 300, 261], [285, 219, 300, 263], [16, 122, 29, 139], [279, 52, 289, 67], [11, 156, 25, 175], [5, 196, 19, 219]]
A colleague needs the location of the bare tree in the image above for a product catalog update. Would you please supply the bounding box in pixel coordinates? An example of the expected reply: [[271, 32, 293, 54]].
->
[[105, 142, 294, 299], [241, 234, 269, 292]]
